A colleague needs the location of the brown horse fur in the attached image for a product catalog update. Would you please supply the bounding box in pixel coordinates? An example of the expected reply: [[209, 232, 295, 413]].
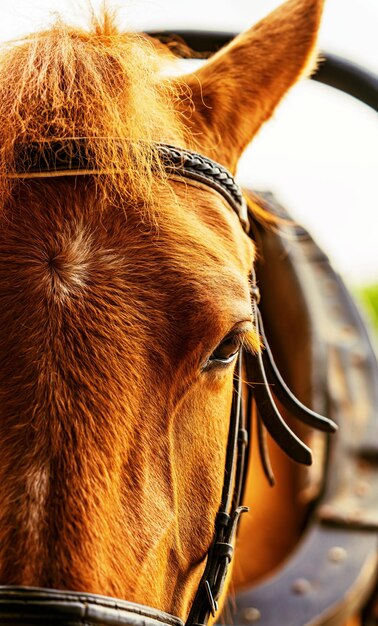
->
[[0, 0, 339, 622]]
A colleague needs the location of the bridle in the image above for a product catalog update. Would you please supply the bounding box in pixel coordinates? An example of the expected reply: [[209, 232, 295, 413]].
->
[[0, 142, 337, 626]]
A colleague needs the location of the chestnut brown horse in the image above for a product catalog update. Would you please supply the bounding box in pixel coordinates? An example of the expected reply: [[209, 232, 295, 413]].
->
[[0, 1, 363, 625]]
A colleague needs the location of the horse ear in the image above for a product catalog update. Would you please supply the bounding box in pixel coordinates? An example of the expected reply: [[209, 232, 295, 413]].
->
[[178, 0, 324, 172]]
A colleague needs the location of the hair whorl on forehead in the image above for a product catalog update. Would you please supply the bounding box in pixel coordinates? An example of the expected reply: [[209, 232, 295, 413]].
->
[[0, 11, 187, 208]]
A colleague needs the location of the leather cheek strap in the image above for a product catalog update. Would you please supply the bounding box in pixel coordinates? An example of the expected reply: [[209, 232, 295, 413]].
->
[[185, 355, 249, 626]]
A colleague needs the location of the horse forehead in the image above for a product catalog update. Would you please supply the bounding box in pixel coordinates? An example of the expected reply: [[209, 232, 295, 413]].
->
[[173, 182, 253, 259], [0, 180, 252, 342], [150, 222, 253, 346], [124, 186, 254, 335], [159, 184, 254, 272]]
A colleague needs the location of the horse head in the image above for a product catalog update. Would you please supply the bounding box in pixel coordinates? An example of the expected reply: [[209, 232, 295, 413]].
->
[[0, 0, 326, 622]]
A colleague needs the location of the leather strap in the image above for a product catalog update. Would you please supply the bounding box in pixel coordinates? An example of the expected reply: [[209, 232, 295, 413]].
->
[[12, 141, 249, 232], [186, 354, 249, 626], [0, 586, 184, 626]]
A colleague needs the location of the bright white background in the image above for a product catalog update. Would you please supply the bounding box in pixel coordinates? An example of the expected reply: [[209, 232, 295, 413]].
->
[[0, 0, 377, 286]]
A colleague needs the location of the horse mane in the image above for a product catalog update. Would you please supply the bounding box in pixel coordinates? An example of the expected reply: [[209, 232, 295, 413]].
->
[[0, 10, 189, 210]]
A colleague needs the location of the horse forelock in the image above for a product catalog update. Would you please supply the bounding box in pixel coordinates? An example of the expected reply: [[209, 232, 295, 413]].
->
[[0, 9, 189, 210]]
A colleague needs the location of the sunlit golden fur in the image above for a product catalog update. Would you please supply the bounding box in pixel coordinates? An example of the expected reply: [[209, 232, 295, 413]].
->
[[0, 175, 255, 614], [0, 1, 360, 624], [0, 12, 189, 209]]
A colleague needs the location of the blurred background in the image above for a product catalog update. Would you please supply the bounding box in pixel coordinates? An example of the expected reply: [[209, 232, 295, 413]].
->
[[0, 0, 377, 335]]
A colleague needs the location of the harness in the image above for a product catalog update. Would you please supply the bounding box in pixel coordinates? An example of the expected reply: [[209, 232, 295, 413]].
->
[[0, 142, 370, 626], [234, 194, 378, 626]]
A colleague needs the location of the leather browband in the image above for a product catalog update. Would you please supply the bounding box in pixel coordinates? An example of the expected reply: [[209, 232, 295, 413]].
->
[[3, 140, 338, 626], [12, 141, 250, 232]]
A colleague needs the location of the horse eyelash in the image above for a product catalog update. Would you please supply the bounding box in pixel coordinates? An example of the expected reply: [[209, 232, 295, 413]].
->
[[242, 327, 262, 355]]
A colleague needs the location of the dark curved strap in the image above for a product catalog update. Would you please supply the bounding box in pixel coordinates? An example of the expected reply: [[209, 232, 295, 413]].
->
[[244, 282, 337, 467], [246, 333, 313, 466], [257, 308, 337, 433], [256, 405, 276, 487], [0, 586, 184, 626], [233, 525, 377, 626], [148, 32, 378, 112]]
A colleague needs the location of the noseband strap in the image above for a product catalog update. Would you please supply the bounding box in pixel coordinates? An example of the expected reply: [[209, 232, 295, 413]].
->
[[0, 587, 185, 626], [6, 141, 337, 626]]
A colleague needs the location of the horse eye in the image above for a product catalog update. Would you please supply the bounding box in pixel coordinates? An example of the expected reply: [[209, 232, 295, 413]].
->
[[208, 334, 242, 366]]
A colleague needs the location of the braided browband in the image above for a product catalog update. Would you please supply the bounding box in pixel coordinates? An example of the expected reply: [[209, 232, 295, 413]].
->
[[13, 140, 249, 232], [157, 144, 249, 231]]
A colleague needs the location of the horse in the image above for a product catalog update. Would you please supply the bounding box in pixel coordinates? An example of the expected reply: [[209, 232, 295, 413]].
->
[[0, 1, 375, 625]]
